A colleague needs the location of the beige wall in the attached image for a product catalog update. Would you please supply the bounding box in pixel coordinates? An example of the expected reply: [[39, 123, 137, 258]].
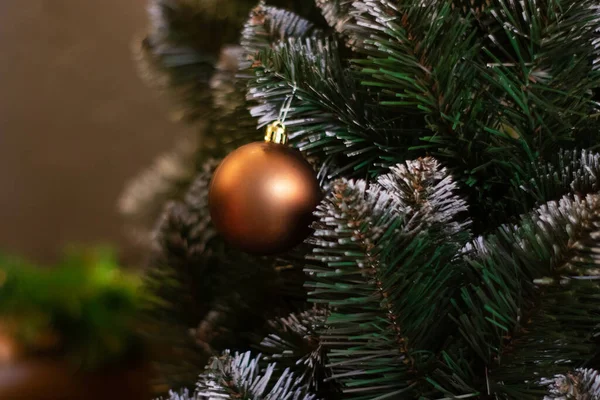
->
[[0, 1, 181, 264]]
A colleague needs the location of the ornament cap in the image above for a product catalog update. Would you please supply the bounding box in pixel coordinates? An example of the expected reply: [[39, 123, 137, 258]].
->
[[264, 121, 288, 145]]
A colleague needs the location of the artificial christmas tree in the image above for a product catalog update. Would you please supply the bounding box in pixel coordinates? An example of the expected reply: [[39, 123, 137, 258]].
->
[[121, 0, 600, 398]]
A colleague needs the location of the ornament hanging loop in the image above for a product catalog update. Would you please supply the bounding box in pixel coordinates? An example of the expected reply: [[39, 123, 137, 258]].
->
[[264, 87, 297, 145], [265, 121, 288, 145]]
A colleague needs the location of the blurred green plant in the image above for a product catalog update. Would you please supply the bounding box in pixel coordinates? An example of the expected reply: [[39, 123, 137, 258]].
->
[[0, 246, 147, 370]]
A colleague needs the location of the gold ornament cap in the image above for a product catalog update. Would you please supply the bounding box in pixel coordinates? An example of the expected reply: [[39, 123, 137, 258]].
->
[[264, 121, 288, 145]]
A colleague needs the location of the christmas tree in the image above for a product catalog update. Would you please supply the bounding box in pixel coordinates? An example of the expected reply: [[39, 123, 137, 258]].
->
[[121, 0, 600, 398]]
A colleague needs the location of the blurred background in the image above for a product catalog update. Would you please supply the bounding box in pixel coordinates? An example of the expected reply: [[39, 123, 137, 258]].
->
[[0, 0, 188, 264]]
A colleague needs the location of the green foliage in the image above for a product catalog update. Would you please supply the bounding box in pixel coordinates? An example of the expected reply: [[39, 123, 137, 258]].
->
[[351, 0, 488, 166], [351, 0, 600, 226], [257, 308, 334, 397], [307, 179, 415, 399], [440, 193, 600, 398], [305, 158, 470, 399], [512, 149, 600, 211], [475, 0, 600, 150], [377, 158, 471, 237], [302, 157, 600, 399], [161, 351, 317, 400], [247, 36, 414, 180], [142, 0, 220, 121], [143, 160, 221, 389], [0, 247, 145, 370]]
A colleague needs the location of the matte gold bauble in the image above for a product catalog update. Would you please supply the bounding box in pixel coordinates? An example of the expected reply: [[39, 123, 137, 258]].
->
[[209, 122, 321, 255]]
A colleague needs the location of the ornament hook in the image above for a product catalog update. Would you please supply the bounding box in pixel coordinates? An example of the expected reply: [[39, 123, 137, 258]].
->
[[265, 87, 297, 145], [265, 121, 288, 144]]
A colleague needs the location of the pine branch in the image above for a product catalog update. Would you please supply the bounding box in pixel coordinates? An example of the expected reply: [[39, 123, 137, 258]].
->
[[476, 0, 600, 153], [132, 32, 173, 93], [512, 149, 600, 210], [206, 4, 339, 158], [145, 159, 221, 390], [132, 39, 256, 158], [542, 368, 600, 400], [204, 45, 262, 156], [240, 3, 322, 70], [153, 159, 219, 266], [352, 0, 483, 150], [141, 1, 216, 121], [135, 1, 271, 143], [377, 157, 471, 237], [445, 193, 600, 398], [119, 134, 201, 236], [353, 0, 600, 154], [257, 308, 336, 397], [209, 46, 246, 115], [351, 0, 600, 228], [315, 0, 355, 41], [306, 161, 470, 398], [160, 389, 194, 400], [306, 179, 413, 398], [135, 36, 213, 122], [451, 0, 491, 16], [161, 351, 318, 400], [146, 0, 259, 59], [247, 36, 415, 178], [140, 0, 264, 121], [351, 0, 536, 225]]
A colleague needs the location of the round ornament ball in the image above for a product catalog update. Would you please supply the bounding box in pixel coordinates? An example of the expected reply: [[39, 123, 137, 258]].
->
[[209, 122, 321, 255]]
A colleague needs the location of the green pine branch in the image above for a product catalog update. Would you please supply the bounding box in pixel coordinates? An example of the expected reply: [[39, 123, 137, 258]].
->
[[352, 0, 484, 153], [351, 0, 600, 228], [147, 0, 257, 52], [141, 0, 224, 121], [139, 25, 258, 152], [444, 193, 600, 398], [140, 0, 284, 122], [306, 178, 415, 399], [144, 159, 222, 390], [377, 157, 471, 237], [133, 11, 259, 164], [512, 149, 600, 210], [161, 351, 318, 400], [257, 308, 336, 397], [305, 158, 470, 398], [132, 1, 600, 399], [247, 35, 416, 179], [240, 2, 322, 70], [476, 0, 600, 154], [126, 43, 258, 222], [151, 159, 219, 276], [350, 0, 526, 225], [204, 45, 263, 156]]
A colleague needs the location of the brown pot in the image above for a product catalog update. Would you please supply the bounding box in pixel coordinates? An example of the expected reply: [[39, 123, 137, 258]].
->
[[0, 358, 151, 400]]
